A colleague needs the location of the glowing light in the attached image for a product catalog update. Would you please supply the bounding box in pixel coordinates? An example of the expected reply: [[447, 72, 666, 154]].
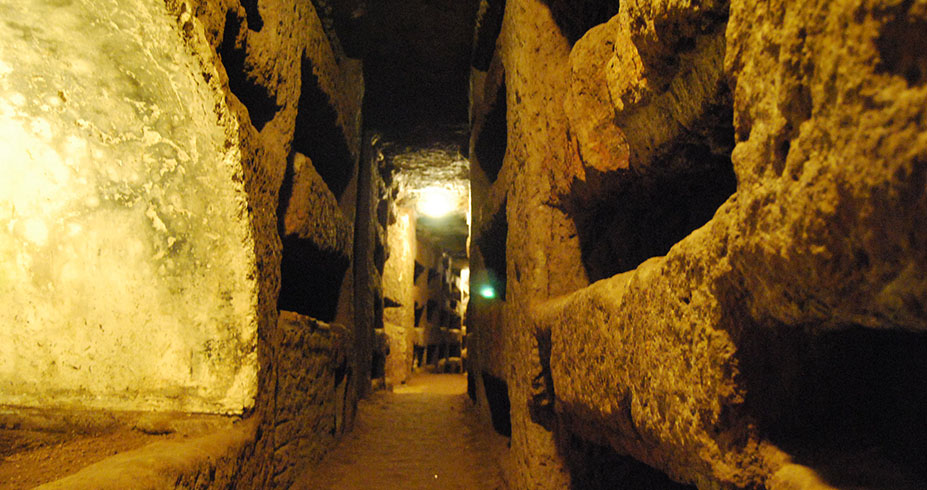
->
[[417, 186, 455, 218], [478, 284, 496, 299]]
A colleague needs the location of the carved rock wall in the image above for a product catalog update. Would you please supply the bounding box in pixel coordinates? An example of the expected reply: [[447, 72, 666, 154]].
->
[[470, 0, 927, 488]]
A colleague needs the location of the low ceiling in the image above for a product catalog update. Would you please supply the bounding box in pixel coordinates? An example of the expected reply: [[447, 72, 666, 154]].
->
[[320, 0, 479, 258]]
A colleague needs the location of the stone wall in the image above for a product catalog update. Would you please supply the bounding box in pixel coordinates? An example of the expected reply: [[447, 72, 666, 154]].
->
[[176, 0, 371, 486], [4, 0, 373, 487], [469, 0, 927, 488], [0, 0, 258, 415], [382, 206, 416, 386]]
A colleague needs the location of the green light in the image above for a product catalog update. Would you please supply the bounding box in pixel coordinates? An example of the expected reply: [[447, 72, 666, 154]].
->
[[479, 285, 496, 299]]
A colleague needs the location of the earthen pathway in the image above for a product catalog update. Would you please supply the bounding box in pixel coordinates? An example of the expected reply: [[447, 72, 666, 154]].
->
[[294, 374, 508, 490]]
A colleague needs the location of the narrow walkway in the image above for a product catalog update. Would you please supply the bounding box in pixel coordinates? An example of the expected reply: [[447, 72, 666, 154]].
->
[[295, 374, 508, 490]]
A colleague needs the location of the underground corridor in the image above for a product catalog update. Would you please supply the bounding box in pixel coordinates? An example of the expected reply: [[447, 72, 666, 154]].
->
[[1, 0, 927, 489]]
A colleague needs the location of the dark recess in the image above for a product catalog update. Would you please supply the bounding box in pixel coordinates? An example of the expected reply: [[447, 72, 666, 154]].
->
[[240, 0, 263, 31], [541, 0, 621, 45], [736, 325, 927, 486], [377, 199, 389, 229], [472, 0, 506, 70], [371, 350, 386, 379], [876, 2, 927, 86], [474, 78, 507, 183], [413, 345, 425, 368], [427, 299, 438, 322], [467, 370, 477, 401], [529, 327, 556, 430], [475, 200, 507, 300], [414, 304, 425, 326], [384, 297, 402, 308], [219, 10, 279, 130], [374, 239, 386, 273], [560, 433, 697, 490], [562, 101, 736, 281], [307, 0, 349, 59], [414, 261, 425, 281], [482, 372, 512, 437], [293, 54, 355, 199], [277, 236, 349, 323]]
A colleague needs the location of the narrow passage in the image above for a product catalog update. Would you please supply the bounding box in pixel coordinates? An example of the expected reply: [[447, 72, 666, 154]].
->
[[295, 374, 508, 490]]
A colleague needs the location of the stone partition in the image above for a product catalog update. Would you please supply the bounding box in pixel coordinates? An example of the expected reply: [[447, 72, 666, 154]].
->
[[382, 206, 416, 386]]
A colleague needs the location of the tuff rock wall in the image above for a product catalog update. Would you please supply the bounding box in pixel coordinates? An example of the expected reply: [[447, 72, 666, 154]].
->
[[167, 0, 372, 486], [468, 0, 927, 488], [0, 0, 258, 415], [5, 0, 373, 487]]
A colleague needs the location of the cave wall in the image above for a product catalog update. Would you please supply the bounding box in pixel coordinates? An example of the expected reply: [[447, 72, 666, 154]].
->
[[382, 205, 416, 386], [468, 0, 927, 488], [3, 0, 372, 487], [178, 0, 371, 486], [0, 0, 258, 414]]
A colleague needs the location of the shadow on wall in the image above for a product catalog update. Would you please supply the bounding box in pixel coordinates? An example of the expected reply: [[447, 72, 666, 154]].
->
[[481, 372, 512, 437], [475, 200, 507, 299], [277, 236, 349, 322], [294, 54, 355, 200], [219, 10, 279, 130], [735, 323, 927, 487], [559, 433, 696, 490], [540, 0, 620, 45], [560, 100, 737, 282], [474, 76, 507, 183]]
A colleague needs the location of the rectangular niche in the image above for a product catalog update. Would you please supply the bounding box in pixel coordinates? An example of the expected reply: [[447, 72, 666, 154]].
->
[[0, 0, 258, 414]]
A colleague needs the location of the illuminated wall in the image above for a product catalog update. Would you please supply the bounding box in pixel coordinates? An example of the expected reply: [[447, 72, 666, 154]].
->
[[0, 0, 258, 413], [382, 207, 416, 386]]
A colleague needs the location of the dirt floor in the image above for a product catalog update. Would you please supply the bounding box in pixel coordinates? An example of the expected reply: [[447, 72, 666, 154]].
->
[[0, 426, 167, 489], [0, 409, 235, 489], [295, 373, 509, 490]]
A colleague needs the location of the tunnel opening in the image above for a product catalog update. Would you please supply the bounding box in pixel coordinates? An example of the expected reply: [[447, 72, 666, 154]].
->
[[277, 236, 349, 323], [414, 303, 425, 326], [239, 0, 263, 32], [540, 0, 621, 45], [562, 101, 736, 281], [471, 0, 506, 71], [219, 10, 280, 130], [293, 54, 355, 200], [875, 1, 927, 86], [473, 77, 507, 183], [736, 324, 927, 486], [561, 433, 697, 490], [481, 372, 512, 437]]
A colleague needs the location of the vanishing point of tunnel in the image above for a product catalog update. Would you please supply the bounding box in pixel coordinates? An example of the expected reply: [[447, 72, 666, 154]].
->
[[1, 0, 926, 489]]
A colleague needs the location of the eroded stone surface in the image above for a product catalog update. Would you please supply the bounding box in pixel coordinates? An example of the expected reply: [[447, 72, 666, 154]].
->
[[471, 0, 927, 488], [0, 0, 257, 414]]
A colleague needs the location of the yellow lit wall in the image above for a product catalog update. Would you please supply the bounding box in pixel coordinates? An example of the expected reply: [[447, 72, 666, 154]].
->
[[382, 208, 416, 385], [0, 0, 258, 413]]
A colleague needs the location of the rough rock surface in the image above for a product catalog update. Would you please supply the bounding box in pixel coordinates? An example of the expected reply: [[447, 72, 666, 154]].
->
[[0, 0, 257, 415], [382, 207, 416, 386], [20, 0, 371, 486], [470, 0, 927, 488]]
